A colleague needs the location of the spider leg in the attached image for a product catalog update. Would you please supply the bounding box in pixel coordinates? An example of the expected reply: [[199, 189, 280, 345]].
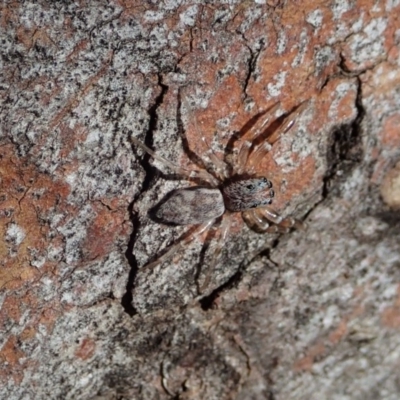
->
[[255, 207, 304, 232], [200, 134, 230, 180], [141, 219, 215, 272], [256, 206, 283, 224], [277, 217, 305, 230], [182, 95, 229, 180], [247, 101, 309, 173], [199, 215, 232, 293], [242, 209, 270, 231], [235, 103, 281, 174], [132, 137, 219, 185]]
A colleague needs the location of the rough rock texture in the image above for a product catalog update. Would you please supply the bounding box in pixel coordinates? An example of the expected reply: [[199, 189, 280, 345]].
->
[[1, 1, 400, 399]]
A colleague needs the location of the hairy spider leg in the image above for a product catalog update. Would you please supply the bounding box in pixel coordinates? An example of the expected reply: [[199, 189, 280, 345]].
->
[[242, 209, 271, 230], [254, 207, 304, 232], [184, 98, 229, 180], [247, 101, 309, 173], [131, 137, 219, 185], [199, 215, 232, 293], [235, 103, 281, 174], [243, 208, 301, 233], [246, 118, 294, 173], [141, 219, 216, 272], [256, 206, 282, 224], [200, 134, 230, 180]]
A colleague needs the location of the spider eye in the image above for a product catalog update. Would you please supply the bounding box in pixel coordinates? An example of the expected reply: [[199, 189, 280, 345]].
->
[[246, 184, 254, 190]]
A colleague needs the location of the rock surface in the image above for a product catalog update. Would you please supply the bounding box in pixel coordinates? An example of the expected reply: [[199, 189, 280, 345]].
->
[[1, 1, 400, 399]]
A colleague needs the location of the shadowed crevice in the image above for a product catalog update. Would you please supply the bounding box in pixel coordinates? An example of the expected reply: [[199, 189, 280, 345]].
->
[[322, 77, 365, 199], [121, 74, 169, 317], [199, 268, 244, 310], [242, 38, 265, 97], [141, 74, 170, 192], [199, 237, 280, 311], [121, 206, 140, 317]]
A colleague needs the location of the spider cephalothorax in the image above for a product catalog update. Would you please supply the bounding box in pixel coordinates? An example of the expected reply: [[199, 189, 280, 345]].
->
[[132, 101, 307, 290], [222, 176, 274, 212]]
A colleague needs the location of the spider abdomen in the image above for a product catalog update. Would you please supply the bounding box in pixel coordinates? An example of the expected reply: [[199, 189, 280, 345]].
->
[[222, 177, 274, 212], [150, 187, 225, 225]]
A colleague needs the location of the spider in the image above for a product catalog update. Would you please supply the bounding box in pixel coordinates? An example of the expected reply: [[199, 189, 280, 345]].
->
[[132, 101, 308, 290]]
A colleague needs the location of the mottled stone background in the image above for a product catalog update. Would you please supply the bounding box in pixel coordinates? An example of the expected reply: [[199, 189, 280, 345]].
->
[[1, 1, 400, 399]]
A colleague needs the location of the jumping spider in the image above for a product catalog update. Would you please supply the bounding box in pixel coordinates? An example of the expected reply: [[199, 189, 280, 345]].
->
[[132, 102, 308, 290]]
